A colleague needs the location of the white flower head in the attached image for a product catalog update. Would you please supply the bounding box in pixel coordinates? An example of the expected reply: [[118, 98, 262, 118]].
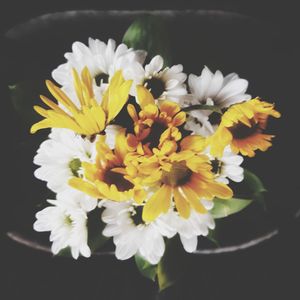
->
[[136, 55, 187, 102], [33, 195, 91, 259], [207, 146, 244, 184], [101, 201, 176, 265], [160, 200, 215, 253], [52, 38, 146, 104], [34, 128, 97, 193], [183, 66, 251, 136]]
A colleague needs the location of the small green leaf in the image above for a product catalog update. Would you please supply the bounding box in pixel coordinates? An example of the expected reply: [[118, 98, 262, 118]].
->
[[206, 229, 220, 246], [157, 260, 175, 292], [211, 197, 253, 219], [57, 247, 72, 258], [123, 15, 172, 67], [243, 169, 267, 208], [134, 255, 157, 281], [182, 104, 222, 114]]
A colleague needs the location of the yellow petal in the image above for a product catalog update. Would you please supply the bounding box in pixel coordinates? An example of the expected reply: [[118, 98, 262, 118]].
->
[[68, 177, 102, 199], [142, 185, 172, 222], [136, 85, 155, 108], [173, 188, 191, 218], [180, 135, 206, 152]]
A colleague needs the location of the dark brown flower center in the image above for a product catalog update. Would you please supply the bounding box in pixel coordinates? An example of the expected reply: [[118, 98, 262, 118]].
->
[[95, 73, 109, 85], [211, 159, 222, 175], [208, 111, 222, 125], [144, 77, 165, 99], [162, 162, 192, 187], [229, 119, 262, 139], [103, 169, 134, 192]]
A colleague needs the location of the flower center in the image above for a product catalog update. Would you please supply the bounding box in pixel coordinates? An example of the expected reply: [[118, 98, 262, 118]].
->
[[95, 73, 109, 85], [69, 158, 82, 177], [131, 206, 145, 225], [103, 169, 134, 192], [144, 77, 165, 99], [64, 215, 73, 226], [229, 119, 262, 139], [161, 162, 192, 187], [208, 111, 222, 125], [211, 159, 222, 175]]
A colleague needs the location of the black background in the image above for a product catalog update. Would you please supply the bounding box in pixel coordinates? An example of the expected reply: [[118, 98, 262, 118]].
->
[[1, 1, 300, 300]]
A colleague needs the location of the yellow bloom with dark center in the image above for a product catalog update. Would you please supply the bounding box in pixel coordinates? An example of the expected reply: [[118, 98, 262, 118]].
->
[[127, 136, 233, 222], [30, 67, 132, 136], [69, 129, 146, 203], [207, 98, 281, 157], [126, 86, 186, 154]]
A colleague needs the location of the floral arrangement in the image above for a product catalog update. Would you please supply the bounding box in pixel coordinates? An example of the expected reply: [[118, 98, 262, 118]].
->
[[25, 17, 280, 289]]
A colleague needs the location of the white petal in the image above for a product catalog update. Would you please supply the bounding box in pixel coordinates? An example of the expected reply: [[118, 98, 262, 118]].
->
[[180, 235, 198, 253]]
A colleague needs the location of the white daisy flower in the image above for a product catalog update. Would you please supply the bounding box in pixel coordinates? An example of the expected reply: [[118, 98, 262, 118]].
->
[[208, 146, 244, 184], [183, 66, 251, 136], [57, 188, 98, 212], [34, 128, 97, 193], [137, 55, 187, 102], [101, 201, 176, 265], [33, 194, 91, 259], [160, 200, 215, 253], [52, 38, 146, 103]]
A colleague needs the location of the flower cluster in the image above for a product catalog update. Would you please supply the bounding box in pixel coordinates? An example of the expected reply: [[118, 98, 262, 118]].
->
[[32, 38, 280, 264]]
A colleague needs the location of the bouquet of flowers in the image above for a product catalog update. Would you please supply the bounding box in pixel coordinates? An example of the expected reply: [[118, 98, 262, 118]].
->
[[25, 16, 280, 289]]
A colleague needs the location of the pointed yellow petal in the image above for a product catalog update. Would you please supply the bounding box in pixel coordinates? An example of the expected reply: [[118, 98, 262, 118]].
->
[[173, 188, 191, 218], [46, 80, 79, 114], [69, 177, 102, 199], [142, 185, 172, 222], [136, 85, 155, 108]]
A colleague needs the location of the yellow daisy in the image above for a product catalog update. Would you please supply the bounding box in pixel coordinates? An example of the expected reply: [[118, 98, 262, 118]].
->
[[128, 136, 233, 222], [207, 98, 281, 157], [30, 67, 132, 136], [69, 129, 146, 203]]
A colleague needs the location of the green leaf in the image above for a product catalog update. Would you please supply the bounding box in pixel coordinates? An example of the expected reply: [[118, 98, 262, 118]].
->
[[181, 104, 222, 114], [9, 80, 48, 126], [210, 197, 253, 219], [157, 236, 189, 292], [123, 15, 172, 67], [243, 169, 267, 209], [206, 228, 220, 247], [134, 255, 157, 281], [57, 247, 72, 258], [157, 260, 175, 292]]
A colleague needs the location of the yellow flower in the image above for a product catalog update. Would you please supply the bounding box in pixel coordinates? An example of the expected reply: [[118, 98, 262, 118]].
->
[[207, 98, 281, 157], [69, 129, 146, 203], [30, 67, 132, 136], [127, 136, 233, 222], [126, 86, 186, 154]]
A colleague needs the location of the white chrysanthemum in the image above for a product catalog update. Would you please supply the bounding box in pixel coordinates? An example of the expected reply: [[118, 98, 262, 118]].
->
[[183, 66, 251, 136], [57, 188, 98, 212], [101, 201, 176, 265], [34, 128, 97, 193], [33, 194, 91, 259], [136, 55, 187, 102], [208, 146, 244, 184], [52, 38, 146, 103], [161, 200, 215, 253]]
